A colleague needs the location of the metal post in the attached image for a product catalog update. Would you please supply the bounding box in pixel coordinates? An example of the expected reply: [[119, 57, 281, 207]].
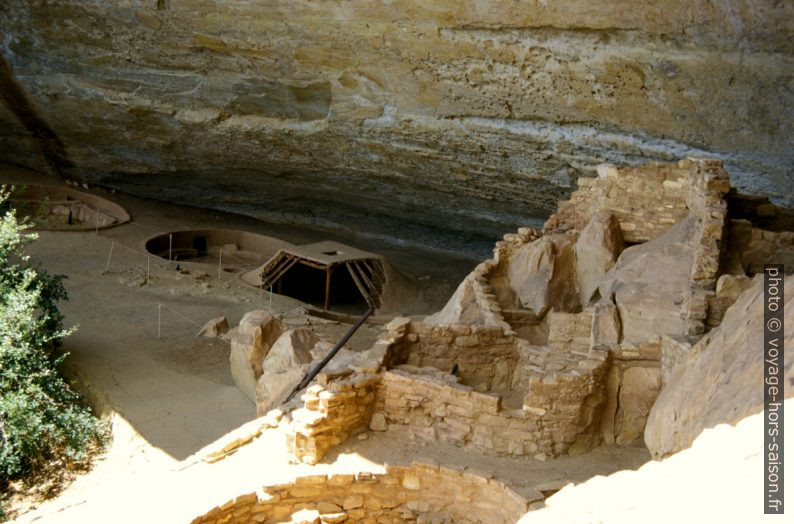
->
[[104, 241, 114, 273]]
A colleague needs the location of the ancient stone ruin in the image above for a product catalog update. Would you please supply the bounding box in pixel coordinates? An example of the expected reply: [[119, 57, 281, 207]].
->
[[186, 158, 793, 523], [1, 2, 793, 520]]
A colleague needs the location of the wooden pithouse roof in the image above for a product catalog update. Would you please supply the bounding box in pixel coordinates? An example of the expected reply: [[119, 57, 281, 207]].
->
[[259, 241, 386, 310]]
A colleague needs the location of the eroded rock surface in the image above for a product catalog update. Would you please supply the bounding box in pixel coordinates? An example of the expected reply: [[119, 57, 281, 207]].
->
[[1, 1, 793, 251], [645, 276, 794, 458], [229, 310, 284, 403]]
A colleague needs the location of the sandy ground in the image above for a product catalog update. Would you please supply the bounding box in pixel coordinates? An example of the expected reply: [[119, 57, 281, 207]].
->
[[1, 164, 652, 523], [520, 403, 794, 523]]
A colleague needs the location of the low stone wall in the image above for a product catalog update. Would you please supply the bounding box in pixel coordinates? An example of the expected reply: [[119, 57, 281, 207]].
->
[[375, 346, 609, 458], [191, 464, 532, 524], [545, 162, 692, 243], [11, 184, 131, 230], [394, 323, 519, 392], [287, 374, 381, 465], [546, 311, 593, 352]]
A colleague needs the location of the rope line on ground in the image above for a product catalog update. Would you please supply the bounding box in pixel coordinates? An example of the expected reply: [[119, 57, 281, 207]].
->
[[157, 302, 232, 346], [90, 232, 275, 345]]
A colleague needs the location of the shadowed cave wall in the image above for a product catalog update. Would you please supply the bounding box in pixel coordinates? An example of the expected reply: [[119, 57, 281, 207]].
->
[[0, 0, 792, 254]]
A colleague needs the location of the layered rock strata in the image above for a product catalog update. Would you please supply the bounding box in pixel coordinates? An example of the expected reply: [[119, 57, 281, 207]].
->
[[1, 1, 793, 251]]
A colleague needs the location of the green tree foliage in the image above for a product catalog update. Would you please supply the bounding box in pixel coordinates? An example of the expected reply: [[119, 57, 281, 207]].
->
[[0, 187, 105, 493]]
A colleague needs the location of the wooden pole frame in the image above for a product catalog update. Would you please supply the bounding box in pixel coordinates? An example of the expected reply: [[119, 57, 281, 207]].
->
[[324, 265, 332, 311]]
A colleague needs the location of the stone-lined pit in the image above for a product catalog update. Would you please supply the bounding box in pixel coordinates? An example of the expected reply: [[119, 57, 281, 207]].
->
[[9, 184, 130, 230], [191, 464, 532, 524], [144, 229, 291, 268]]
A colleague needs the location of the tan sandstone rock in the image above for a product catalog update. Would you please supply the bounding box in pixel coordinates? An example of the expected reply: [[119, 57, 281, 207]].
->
[[645, 276, 794, 458], [197, 316, 228, 338], [715, 273, 753, 300], [575, 211, 624, 307], [590, 297, 621, 347], [254, 329, 317, 415], [599, 216, 697, 343], [230, 310, 284, 403], [2, 1, 792, 250], [506, 234, 579, 318]]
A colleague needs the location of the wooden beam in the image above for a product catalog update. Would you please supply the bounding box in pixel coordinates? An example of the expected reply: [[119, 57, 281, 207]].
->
[[351, 261, 376, 294], [261, 255, 299, 291], [324, 266, 332, 311], [346, 263, 375, 308]]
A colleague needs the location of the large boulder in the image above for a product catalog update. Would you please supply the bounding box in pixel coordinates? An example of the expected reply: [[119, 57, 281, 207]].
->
[[255, 366, 310, 417], [599, 216, 697, 344], [575, 211, 624, 307], [425, 273, 496, 326], [262, 329, 317, 372], [645, 276, 794, 458], [506, 233, 580, 318], [255, 328, 318, 415], [229, 310, 284, 403]]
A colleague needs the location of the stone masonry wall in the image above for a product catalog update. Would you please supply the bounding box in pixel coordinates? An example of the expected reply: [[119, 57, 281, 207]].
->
[[545, 162, 692, 242], [374, 344, 609, 458], [726, 219, 794, 274], [281, 159, 735, 465], [396, 323, 518, 392], [685, 158, 730, 290], [287, 374, 381, 465], [546, 311, 593, 352], [191, 464, 531, 524]]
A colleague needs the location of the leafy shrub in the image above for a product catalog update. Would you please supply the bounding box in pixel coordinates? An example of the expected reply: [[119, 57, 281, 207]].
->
[[0, 187, 105, 502]]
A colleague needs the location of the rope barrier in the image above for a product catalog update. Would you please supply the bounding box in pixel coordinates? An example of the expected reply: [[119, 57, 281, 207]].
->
[[90, 232, 271, 346], [16, 192, 278, 349], [43, 192, 291, 350], [157, 302, 232, 346]]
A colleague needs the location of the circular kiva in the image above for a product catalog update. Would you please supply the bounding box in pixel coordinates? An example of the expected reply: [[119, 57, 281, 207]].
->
[[191, 464, 531, 524], [144, 229, 292, 268], [9, 184, 130, 231]]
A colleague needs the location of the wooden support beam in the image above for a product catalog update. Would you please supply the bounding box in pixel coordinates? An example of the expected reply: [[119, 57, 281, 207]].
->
[[324, 266, 332, 311], [346, 263, 375, 309], [352, 261, 376, 294], [261, 255, 298, 291]]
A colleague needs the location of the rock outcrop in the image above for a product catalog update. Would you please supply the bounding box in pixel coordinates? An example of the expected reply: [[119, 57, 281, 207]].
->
[[575, 211, 623, 307], [1, 1, 793, 251], [598, 216, 699, 344], [520, 405, 788, 524], [229, 310, 284, 403], [254, 329, 317, 416], [645, 276, 794, 458]]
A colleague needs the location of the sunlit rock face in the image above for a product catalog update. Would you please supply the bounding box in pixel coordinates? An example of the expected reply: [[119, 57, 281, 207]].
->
[[1, 1, 792, 252]]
